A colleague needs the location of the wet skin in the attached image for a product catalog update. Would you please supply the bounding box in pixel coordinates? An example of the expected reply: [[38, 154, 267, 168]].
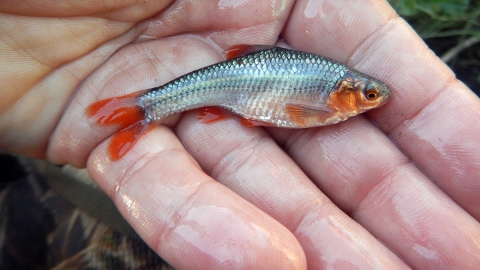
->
[[1, 0, 480, 269]]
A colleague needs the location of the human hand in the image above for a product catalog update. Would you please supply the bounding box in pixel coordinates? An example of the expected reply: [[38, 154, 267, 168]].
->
[[1, 0, 480, 269]]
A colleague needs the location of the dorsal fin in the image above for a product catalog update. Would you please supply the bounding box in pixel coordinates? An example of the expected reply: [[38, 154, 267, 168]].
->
[[223, 44, 274, 60]]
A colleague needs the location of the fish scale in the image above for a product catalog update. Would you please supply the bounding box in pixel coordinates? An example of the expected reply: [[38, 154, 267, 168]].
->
[[139, 47, 346, 126], [87, 45, 392, 160]]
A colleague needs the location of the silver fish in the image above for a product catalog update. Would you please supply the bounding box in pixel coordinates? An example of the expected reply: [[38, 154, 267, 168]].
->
[[87, 45, 391, 160]]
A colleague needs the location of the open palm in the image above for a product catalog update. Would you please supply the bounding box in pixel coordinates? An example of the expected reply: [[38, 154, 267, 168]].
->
[[2, 0, 480, 269]]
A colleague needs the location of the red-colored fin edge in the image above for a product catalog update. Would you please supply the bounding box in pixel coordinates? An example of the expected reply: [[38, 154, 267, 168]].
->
[[284, 104, 333, 126], [198, 106, 232, 123], [223, 44, 274, 60], [86, 92, 152, 160], [86, 92, 143, 128], [198, 106, 273, 127], [109, 122, 153, 160], [240, 119, 273, 127]]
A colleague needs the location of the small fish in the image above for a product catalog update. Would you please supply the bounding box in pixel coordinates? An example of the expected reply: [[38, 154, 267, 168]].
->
[[87, 45, 392, 160]]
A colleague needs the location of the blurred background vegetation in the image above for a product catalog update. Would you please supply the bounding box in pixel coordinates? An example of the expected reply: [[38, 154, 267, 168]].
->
[[388, 0, 480, 96]]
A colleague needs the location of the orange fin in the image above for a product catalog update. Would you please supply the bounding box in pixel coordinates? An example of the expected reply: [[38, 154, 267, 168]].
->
[[109, 121, 153, 160], [86, 92, 152, 160], [285, 104, 330, 125], [223, 44, 274, 60], [198, 107, 273, 127], [240, 119, 274, 127], [198, 106, 233, 123], [86, 92, 144, 128]]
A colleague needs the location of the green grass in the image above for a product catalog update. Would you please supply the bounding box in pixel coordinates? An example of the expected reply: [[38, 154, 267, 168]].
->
[[389, 0, 479, 39], [388, 0, 480, 92]]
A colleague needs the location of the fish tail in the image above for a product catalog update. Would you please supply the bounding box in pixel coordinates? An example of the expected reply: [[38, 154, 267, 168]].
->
[[86, 92, 152, 160]]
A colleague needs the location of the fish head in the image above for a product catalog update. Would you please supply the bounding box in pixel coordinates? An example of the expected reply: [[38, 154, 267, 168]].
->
[[329, 72, 392, 117], [355, 75, 392, 110]]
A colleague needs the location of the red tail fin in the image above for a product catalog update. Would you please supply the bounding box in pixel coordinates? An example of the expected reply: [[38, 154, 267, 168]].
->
[[86, 92, 151, 160], [108, 122, 153, 160]]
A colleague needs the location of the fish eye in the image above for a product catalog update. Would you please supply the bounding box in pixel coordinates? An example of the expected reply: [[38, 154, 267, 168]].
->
[[365, 88, 378, 100]]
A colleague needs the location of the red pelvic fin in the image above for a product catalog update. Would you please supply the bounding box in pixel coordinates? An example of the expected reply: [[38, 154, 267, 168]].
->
[[86, 92, 152, 160], [223, 44, 274, 60], [198, 107, 273, 127], [198, 106, 232, 123], [240, 119, 273, 127]]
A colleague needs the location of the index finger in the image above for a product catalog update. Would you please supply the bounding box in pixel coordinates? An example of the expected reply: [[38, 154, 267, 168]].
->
[[87, 126, 306, 269]]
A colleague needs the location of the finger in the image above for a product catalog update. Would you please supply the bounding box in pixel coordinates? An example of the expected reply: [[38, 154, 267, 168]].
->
[[269, 117, 480, 269], [48, 38, 223, 167], [283, 0, 480, 219], [0, 0, 172, 19], [0, 1, 171, 158], [132, 0, 296, 48], [87, 126, 306, 269], [278, 0, 480, 268], [48, 0, 294, 167], [175, 112, 409, 269]]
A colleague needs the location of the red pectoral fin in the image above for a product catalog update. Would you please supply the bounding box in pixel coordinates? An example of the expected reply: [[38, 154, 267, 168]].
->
[[285, 104, 331, 125], [223, 44, 274, 60]]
